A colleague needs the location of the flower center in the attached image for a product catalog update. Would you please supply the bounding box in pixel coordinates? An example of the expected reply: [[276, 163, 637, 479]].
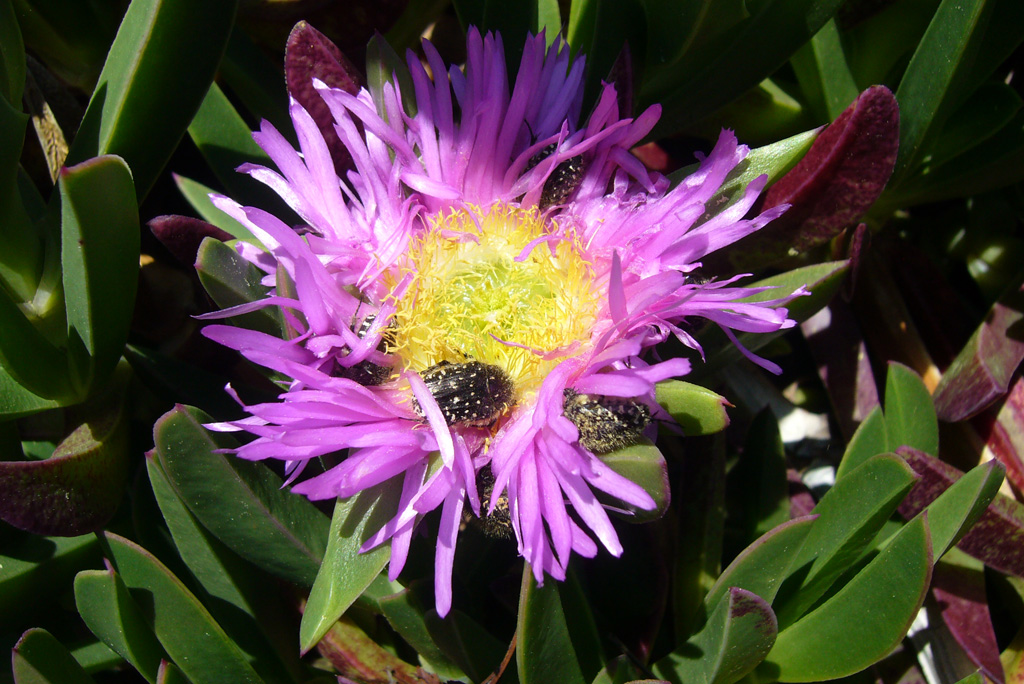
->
[[387, 203, 600, 395]]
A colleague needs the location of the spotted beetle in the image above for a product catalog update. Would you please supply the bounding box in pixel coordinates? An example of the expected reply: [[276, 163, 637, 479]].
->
[[562, 388, 652, 454], [414, 360, 516, 427]]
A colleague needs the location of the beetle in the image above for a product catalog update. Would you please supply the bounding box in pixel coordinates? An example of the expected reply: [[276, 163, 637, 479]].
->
[[562, 388, 652, 454], [413, 360, 516, 427]]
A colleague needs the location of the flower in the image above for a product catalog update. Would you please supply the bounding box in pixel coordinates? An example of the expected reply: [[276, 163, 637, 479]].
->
[[201, 27, 800, 616]]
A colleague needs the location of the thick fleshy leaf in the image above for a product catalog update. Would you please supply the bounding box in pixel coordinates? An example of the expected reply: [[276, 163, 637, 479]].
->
[[146, 455, 299, 684], [0, 366, 61, 418], [772, 454, 919, 628], [0, 364, 130, 535], [643, 0, 845, 137], [697, 261, 850, 378], [314, 615, 429, 683], [0, 280, 71, 401], [74, 568, 168, 684], [0, 531, 98, 622], [932, 549, 1004, 683], [655, 380, 730, 436], [379, 586, 466, 681], [187, 82, 280, 212], [173, 174, 259, 244], [64, 0, 237, 199], [60, 155, 139, 399], [285, 21, 361, 174], [669, 128, 818, 208], [712, 87, 899, 273], [899, 454, 1003, 559], [156, 661, 190, 684], [897, 447, 1024, 577], [517, 568, 587, 684], [836, 407, 888, 480], [762, 516, 932, 682], [148, 215, 233, 268], [424, 609, 512, 684], [97, 532, 265, 684], [299, 487, 401, 653], [653, 588, 777, 684], [195, 237, 281, 336], [928, 82, 1022, 169], [597, 442, 669, 522], [933, 283, 1024, 422], [884, 362, 939, 457], [891, 0, 997, 184], [365, 33, 417, 119], [12, 628, 96, 684], [153, 404, 330, 587], [984, 375, 1024, 493], [790, 18, 859, 121], [706, 516, 817, 611]]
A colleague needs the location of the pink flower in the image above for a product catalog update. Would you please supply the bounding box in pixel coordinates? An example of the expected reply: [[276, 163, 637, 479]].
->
[[201, 28, 799, 616]]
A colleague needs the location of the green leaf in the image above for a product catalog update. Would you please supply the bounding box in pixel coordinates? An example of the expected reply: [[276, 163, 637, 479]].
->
[[597, 442, 669, 522], [0, 282, 71, 401], [153, 405, 330, 587], [761, 516, 932, 682], [195, 238, 279, 335], [74, 568, 168, 684], [12, 628, 96, 684], [908, 458, 1004, 560], [771, 454, 919, 628], [187, 82, 280, 212], [653, 588, 777, 684], [69, 640, 122, 674], [892, 0, 992, 184], [0, 0, 26, 105], [299, 486, 401, 652], [706, 516, 817, 611], [156, 661, 191, 684], [517, 567, 587, 684], [0, 532, 98, 623], [424, 608, 514, 683], [695, 261, 849, 379], [655, 380, 730, 436], [59, 155, 139, 398], [380, 586, 467, 681], [643, 0, 845, 137], [146, 455, 301, 684], [97, 532, 265, 684], [0, 363, 130, 535], [835, 407, 888, 480], [64, 0, 237, 199], [883, 362, 939, 456], [173, 174, 259, 244], [0, 94, 41, 303], [789, 19, 859, 122]]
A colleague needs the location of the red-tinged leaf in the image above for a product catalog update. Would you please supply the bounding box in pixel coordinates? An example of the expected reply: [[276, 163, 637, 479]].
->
[[315, 615, 437, 684], [285, 21, 361, 175], [0, 366, 130, 535], [148, 215, 233, 267], [973, 375, 1024, 494], [897, 447, 1024, 578], [716, 86, 899, 272], [933, 284, 1024, 422], [932, 554, 1004, 684]]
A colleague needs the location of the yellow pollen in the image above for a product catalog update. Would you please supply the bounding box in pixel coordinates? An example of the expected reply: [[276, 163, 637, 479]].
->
[[385, 203, 600, 395]]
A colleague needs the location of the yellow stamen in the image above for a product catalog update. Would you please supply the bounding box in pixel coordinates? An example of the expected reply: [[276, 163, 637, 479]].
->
[[386, 203, 600, 396]]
